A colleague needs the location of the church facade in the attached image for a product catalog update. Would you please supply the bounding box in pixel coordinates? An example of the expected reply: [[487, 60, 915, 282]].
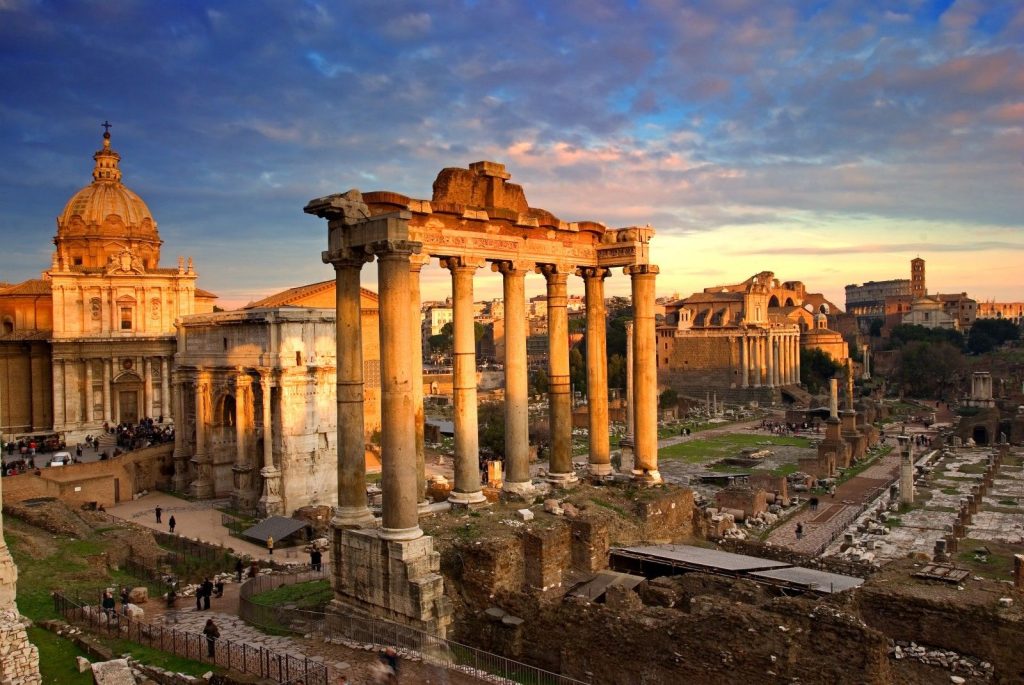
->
[[0, 129, 216, 440]]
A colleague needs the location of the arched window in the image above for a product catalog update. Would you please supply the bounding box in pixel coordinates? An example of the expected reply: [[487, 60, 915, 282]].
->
[[220, 395, 236, 427]]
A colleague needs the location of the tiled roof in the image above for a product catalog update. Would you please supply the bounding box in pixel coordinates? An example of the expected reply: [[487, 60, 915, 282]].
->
[[0, 279, 52, 296], [245, 279, 378, 309]]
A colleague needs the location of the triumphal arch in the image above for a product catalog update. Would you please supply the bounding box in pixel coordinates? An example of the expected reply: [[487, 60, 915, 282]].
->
[[305, 161, 661, 636]]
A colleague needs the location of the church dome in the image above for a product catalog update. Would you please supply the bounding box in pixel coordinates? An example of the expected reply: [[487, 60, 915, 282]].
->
[[53, 127, 162, 270]]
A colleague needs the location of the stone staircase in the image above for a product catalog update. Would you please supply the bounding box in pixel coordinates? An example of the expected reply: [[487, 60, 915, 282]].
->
[[780, 384, 815, 407]]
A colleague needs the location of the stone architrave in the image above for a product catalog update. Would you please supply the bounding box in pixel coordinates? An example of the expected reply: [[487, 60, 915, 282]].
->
[[442, 256, 487, 506], [538, 263, 577, 486], [494, 261, 533, 495], [627, 264, 661, 483], [579, 266, 611, 478]]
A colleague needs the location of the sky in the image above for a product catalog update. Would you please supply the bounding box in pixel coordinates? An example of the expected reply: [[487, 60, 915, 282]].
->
[[0, 0, 1022, 309]]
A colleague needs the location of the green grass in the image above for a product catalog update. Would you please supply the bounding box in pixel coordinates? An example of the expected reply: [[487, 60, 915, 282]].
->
[[956, 538, 1019, 581], [27, 626, 94, 685], [250, 580, 333, 611], [955, 462, 989, 474], [998, 499, 1019, 506], [658, 433, 811, 464], [589, 497, 628, 517], [101, 639, 218, 676]]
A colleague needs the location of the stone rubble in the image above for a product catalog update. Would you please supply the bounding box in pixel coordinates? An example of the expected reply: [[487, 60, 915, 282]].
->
[[889, 640, 995, 681]]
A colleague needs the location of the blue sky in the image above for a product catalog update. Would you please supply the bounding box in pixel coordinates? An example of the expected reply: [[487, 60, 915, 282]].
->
[[1, 0, 1021, 307]]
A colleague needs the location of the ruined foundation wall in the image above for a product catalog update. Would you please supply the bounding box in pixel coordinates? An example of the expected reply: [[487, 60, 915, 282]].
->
[[0, 608, 40, 685]]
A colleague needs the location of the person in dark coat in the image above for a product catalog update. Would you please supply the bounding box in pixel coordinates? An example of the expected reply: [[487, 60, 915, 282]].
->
[[201, 578, 214, 610], [203, 618, 220, 658], [155, 505, 162, 523], [168, 515, 176, 534], [235, 558, 244, 583]]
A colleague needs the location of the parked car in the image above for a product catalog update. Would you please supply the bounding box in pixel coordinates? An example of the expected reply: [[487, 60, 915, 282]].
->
[[48, 451, 72, 467]]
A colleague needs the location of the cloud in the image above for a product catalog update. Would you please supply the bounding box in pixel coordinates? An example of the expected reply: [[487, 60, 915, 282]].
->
[[732, 241, 1024, 257]]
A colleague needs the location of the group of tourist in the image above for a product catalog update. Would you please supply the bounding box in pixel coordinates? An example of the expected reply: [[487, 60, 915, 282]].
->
[[111, 417, 174, 451], [759, 419, 821, 436]]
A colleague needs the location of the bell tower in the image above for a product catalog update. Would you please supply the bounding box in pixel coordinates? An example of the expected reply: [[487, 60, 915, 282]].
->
[[910, 257, 925, 298]]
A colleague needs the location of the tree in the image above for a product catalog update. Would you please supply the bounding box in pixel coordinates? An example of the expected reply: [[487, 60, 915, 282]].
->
[[800, 348, 841, 394], [607, 354, 627, 391], [659, 388, 678, 409], [530, 368, 549, 395], [889, 324, 964, 350], [897, 341, 967, 399], [967, 318, 1020, 355], [868, 318, 884, 337], [478, 401, 505, 457], [569, 347, 587, 396]]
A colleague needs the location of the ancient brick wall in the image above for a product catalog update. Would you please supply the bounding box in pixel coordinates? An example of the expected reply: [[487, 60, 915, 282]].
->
[[0, 608, 40, 685]]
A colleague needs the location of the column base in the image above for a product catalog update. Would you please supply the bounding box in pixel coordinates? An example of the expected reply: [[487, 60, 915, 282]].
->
[[588, 463, 614, 479], [546, 471, 579, 488], [379, 525, 424, 541], [632, 469, 663, 485], [256, 497, 284, 518], [448, 490, 488, 508], [190, 480, 214, 499], [502, 480, 536, 500], [331, 506, 377, 530], [417, 499, 433, 516]]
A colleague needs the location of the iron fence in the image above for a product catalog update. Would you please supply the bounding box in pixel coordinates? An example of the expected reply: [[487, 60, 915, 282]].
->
[[237, 569, 590, 685], [53, 591, 328, 685]]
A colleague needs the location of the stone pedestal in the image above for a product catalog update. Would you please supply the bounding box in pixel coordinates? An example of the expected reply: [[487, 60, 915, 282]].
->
[[330, 528, 452, 637], [257, 465, 284, 517], [231, 465, 258, 513]]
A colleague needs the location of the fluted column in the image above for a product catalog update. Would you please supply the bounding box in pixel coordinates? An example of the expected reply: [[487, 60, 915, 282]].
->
[[375, 241, 424, 539], [161, 357, 170, 419], [52, 359, 65, 429], [328, 256, 374, 527], [627, 264, 661, 482], [443, 256, 487, 506], [494, 261, 531, 494], [766, 334, 775, 388], [580, 266, 611, 478], [752, 337, 762, 388], [190, 373, 214, 498], [410, 254, 430, 514], [232, 373, 256, 511], [144, 358, 154, 419], [102, 359, 112, 422], [257, 372, 283, 516], [538, 264, 576, 486], [795, 335, 802, 385], [740, 334, 749, 388], [84, 360, 94, 423], [774, 336, 782, 386], [171, 372, 190, 491]]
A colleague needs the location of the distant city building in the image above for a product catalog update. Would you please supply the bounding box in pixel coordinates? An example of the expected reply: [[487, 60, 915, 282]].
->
[[846, 258, 926, 332], [976, 301, 1024, 325]]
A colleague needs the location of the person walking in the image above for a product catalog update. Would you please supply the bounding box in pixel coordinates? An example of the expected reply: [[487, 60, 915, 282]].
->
[[101, 591, 116, 621], [796, 522, 804, 540], [120, 587, 130, 616], [203, 618, 220, 659], [235, 558, 244, 583], [195, 582, 204, 611], [310, 548, 322, 572], [168, 515, 176, 534], [266, 535, 274, 556], [202, 578, 214, 610], [155, 505, 162, 524]]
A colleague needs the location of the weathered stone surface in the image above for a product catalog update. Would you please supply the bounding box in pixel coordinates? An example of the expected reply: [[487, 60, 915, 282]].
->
[[128, 587, 148, 605], [76, 656, 90, 673], [91, 658, 136, 685], [515, 509, 534, 522]]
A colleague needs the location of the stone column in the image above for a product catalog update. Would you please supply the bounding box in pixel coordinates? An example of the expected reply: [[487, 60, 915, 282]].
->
[[794, 336, 801, 385], [538, 264, 576, 486], [257, 372, 283, 516], [171, 372, 190, 491], [752, 337, 762, 388], [190, 374, 214, 498], [494, 261, 532, 495], [161, 357, 170, 419], [898, 435, 914, 504], [740, 334, 749, 388], [443, 256, 486, 505], [84, 360, 94, 424], [52, 359, 65, 429], [143, 357, 154, 419], [410, 254, 430, 514], [375, 240, 425, 539], [580, 267, 611, 478], [766, 334, 775, 388], [328, 256, 374, 527], [625, 320, 635, 443], [232, 373, 256, 511], [627, 264, 661, 483], [861, 343, 871, 380], [829, 378, 838, 419], [102, 359, 112, 422]]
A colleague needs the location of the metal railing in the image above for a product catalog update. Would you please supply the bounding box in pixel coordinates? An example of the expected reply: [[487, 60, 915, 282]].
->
[[53, 591, 328, 685], [238, 569, 590, 685]]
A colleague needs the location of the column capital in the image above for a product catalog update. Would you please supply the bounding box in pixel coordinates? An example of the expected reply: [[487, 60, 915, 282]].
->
[[367, 239, 422, 258], [409, 252, 432, 271], [576, 266, 611, 280], [439, 255, 485, 272], [234, 371, 252, 388], [624, 264, 660, 277], [536, 262, 572, 282], [325, 248, 374, 269], [491, 259, 533, 276]]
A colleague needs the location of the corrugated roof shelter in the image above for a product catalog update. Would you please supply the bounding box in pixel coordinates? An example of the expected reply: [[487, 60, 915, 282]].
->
[[242, 516, 307, 544]]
